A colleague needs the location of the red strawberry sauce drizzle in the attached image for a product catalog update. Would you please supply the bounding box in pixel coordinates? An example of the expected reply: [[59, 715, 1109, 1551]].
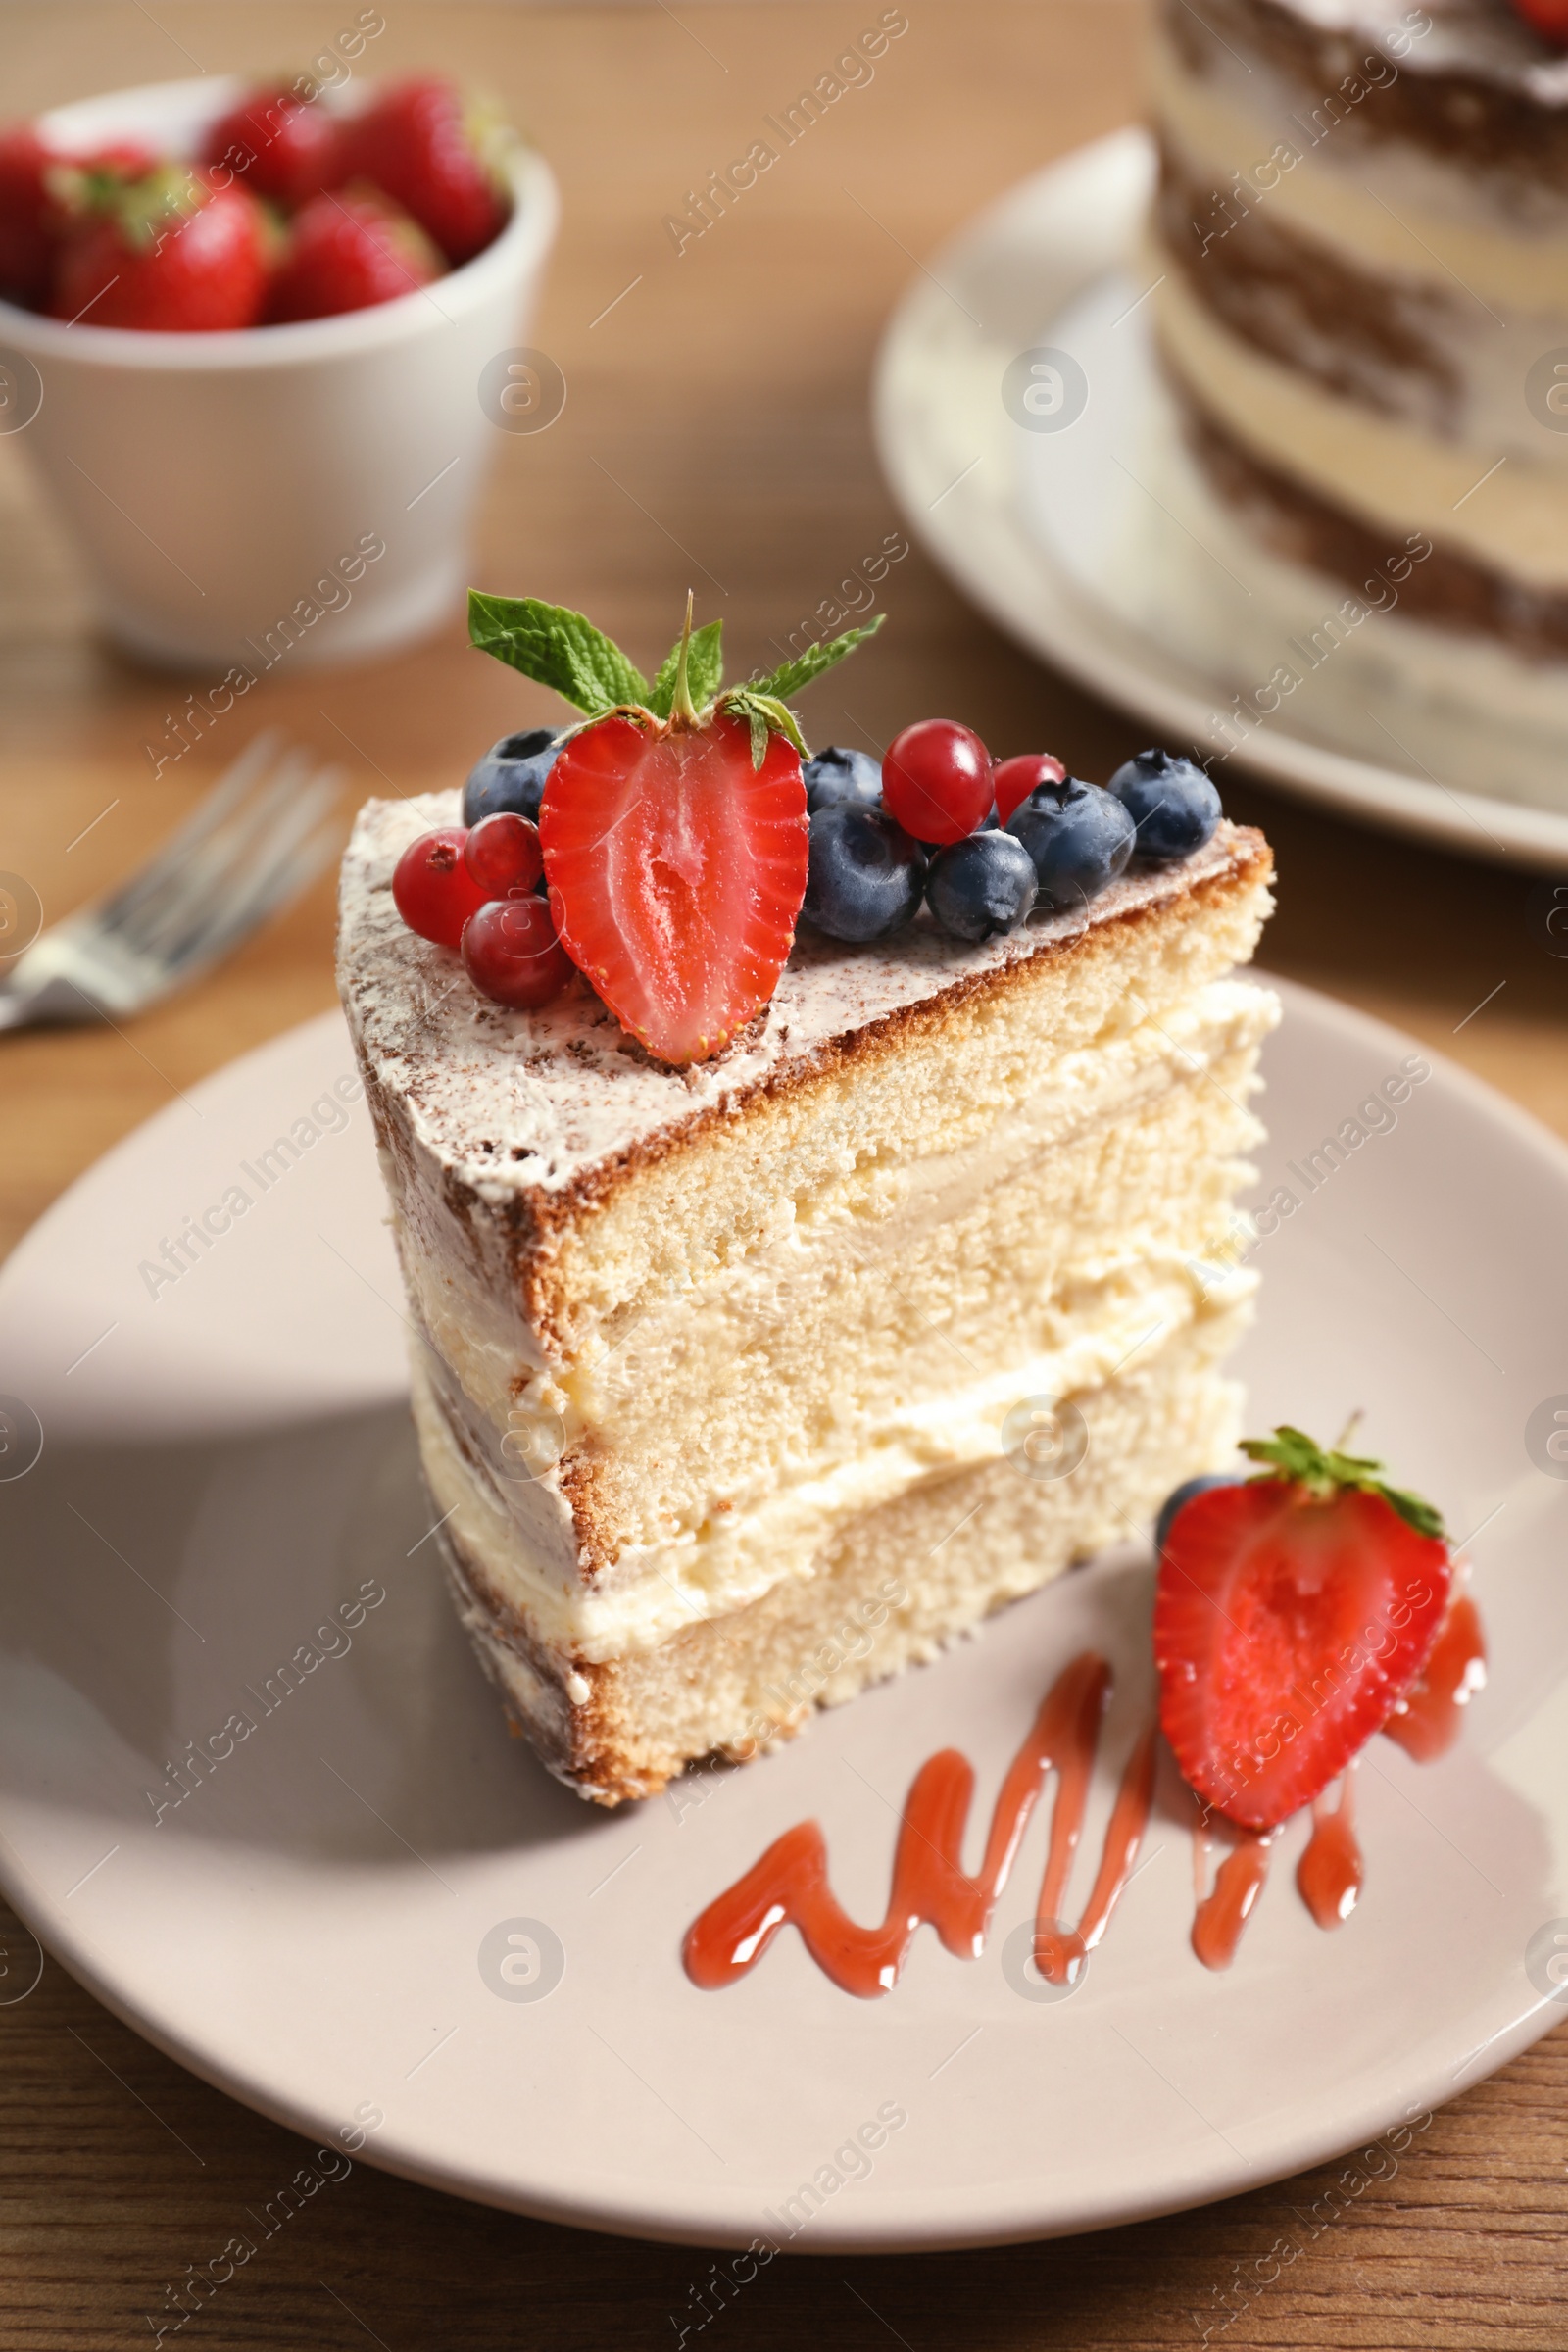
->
[[1191, 1829, 1274, 1971], [1382, 1593, 1487, 1762], [682, 1655, 1147, 1997], [683, 1602, 1484, 1994], [1297, 1775, 1363, 1932]]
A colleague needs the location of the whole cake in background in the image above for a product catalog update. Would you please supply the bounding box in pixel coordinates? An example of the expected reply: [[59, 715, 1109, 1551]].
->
[[336, 592, 1277, 1803], [1144, 0, 1568, 764]]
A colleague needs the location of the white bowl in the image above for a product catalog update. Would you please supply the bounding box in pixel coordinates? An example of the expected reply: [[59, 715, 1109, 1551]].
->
[[0, 75, 560, 671]]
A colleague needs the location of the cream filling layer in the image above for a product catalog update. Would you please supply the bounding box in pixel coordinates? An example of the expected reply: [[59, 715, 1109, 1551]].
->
[[1149, 29, 1568, 313], [399, 976, 1274, 1444], [410, 1269, 1256, 1664], [1155, 266, 1568, 588]]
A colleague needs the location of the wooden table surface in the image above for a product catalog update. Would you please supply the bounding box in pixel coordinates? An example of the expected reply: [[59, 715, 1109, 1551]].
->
[[3, 5, 1566, 2345]]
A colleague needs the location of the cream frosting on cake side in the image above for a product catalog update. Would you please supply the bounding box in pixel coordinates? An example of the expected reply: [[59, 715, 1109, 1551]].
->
[[396, 974, 1273, 1644], [1163, 0, 1568, 135], [1142, 0, 1568, 739], [338, 792, 1276, 1799], [433, 1305, 1255, 1804], [1152, 267, 1568, 592], [1152, 51, 1568, 317]]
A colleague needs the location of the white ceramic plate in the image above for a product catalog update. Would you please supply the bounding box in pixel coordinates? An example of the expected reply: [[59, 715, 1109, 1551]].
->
[[871, 130, 1568, 872], [1, 989, 1566, 2250]]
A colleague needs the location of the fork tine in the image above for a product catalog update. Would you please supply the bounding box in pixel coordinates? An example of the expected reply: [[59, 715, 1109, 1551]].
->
[[0, 735, 352, 1031], [199, 750, 329, 882], [153, 770, 344, 968], [141, 771, 345, 973], [115, 749, 325, 961], [189, 817, 343, 967], [96, 729, 285, 934]]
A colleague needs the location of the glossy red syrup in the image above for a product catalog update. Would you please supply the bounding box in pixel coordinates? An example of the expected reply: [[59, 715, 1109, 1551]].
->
[[1035, 1723, 1159, 1984], [1191, 1829, 1274, 1970], [1382, 1594, 1486, 1762], [1297, 1775, 1363, 1931], [683, 1654, 1146, 1998], [685, 1605, 1485, 1996]]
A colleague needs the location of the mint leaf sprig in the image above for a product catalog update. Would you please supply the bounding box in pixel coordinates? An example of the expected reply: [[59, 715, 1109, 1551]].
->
[[1239, 1425, 1446, 1541], [466, 589, 883, 768], [468, 591, 651, 715], [756, 623, 885, 704]]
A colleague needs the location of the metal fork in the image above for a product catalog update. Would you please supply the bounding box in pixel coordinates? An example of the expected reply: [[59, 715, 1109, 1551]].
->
[[0, 732, 344, 1032]]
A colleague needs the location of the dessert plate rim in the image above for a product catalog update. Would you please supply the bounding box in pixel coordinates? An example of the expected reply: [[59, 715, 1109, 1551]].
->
[[0, 987, 1565, 2250], [870, 126, 1568, 875]]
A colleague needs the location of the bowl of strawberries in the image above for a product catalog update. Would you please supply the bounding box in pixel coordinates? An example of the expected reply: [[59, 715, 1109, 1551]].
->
[[0, 69, 558, 672]]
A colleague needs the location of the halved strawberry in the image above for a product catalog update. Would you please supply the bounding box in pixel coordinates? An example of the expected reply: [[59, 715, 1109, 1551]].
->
[[541, 710, 806, 1064], [467, 589, 883, 1065], [1154, 1427, 1450, 1831]]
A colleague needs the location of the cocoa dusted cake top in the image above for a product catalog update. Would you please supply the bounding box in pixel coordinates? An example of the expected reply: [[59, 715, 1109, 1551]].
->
[[337, 796, 1267, 1204], [338, 588, 1264, 1201]]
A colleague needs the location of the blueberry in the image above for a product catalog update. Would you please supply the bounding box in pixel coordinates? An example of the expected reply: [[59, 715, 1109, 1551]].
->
[[916, 806, 998, 852], [925, 829, 1037, 942], [462, 729, 562, 827], [803, 806, 926, 943], [1005, 776, 1135, 911], [1154, 1472, 1241, 1556], [803, 744, 882, 815], [1106, 748, 1221, 866]]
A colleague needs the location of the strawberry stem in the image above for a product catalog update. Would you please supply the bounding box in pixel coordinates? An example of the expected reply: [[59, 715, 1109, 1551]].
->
[[669, 590, 700, 728], [1239, 1425, 1446, 1541]]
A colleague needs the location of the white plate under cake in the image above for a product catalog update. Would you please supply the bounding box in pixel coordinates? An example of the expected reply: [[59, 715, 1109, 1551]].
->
[[2, 977, 1563, 2245]]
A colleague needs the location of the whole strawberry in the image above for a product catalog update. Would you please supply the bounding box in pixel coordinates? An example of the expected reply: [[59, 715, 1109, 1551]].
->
[[267, 187, 441, 321], [0, 127, 152, 307], [341, 77, 509, 265], [1154, 1427, 1450, 1830], [466, 590, 884, 1062], [49, 164, 271, 330], [0, 125, 59, 306], [1508, 0, 1568, 42], [202, 82, 343, 210]]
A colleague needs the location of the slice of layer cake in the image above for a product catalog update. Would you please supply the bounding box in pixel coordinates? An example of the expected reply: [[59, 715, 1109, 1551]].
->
[[338, 794, 1276, 1804], [1146, 0, 1568, 717]]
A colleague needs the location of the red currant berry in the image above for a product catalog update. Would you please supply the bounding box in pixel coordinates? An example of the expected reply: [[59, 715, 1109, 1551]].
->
[[464, 810, 544, 897], [993, 753, 1067, 827], [462, 896, 574, 1009], [881, 720, 993, 845], [392, 828, 487, 948]]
